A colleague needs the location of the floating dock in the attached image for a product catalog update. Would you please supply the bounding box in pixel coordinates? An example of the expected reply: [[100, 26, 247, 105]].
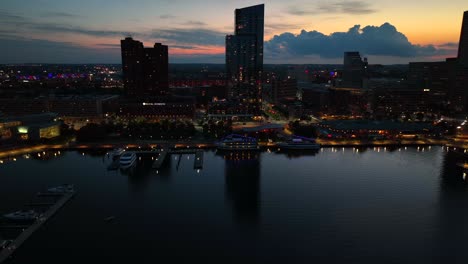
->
[[0, 190, 75, 263]]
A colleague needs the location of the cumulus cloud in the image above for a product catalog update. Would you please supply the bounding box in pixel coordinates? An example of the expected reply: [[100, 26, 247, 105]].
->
[[265, 23, 453, 60]]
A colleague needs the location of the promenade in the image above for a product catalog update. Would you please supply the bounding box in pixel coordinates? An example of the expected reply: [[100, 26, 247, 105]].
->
[[0, 137, 464, 159]]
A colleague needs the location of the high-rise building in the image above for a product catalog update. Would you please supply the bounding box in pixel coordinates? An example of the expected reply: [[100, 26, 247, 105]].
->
[[226, 4, 264, 103], [342, 52, 367, 88], [458, 11, 468, 66], [121, 37, 168, 97]]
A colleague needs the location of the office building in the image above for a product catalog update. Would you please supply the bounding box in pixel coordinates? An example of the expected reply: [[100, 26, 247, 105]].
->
[[263, 77, 297, 104], [121, 37, 168, 97]]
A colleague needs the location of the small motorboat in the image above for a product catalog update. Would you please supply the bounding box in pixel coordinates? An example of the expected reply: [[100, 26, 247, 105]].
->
[[46, 184, 75, 194], [3, 210, 39, 222]]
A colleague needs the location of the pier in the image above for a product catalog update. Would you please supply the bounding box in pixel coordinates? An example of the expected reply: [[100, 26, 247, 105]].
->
[[105, 149, 204, 170], [151, 149, 204, 170], [152, 151, 168, 169], [0, 190, 75, 263]]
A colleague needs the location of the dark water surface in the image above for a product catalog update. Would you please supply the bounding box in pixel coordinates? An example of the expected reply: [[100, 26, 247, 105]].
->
[[1, 147, 468, 263]]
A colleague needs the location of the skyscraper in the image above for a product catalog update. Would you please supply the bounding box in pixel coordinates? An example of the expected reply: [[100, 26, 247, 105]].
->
[[342, 52, 367, 88], [226, 4, 264, 102], [458, 11, 468, 66], [121, 37, 168, 97]]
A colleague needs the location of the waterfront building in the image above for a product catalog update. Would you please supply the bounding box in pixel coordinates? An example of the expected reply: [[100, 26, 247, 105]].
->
[[121, 37, 169, 97], [0, 113, 61, 141], [226, 4, 264, 112]]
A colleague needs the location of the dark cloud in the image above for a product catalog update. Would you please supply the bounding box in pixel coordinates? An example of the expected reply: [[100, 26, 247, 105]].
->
[[181, 20, 207, 26], [160, 14, 176, 19], [0, 37, 119, 64], [288, 1, 376, 15], [31, 24, 132, 37], [0, 9, 26, 22], [152, 28, 225, 46], [438, 42, 459, 49], [41, 11, 83, 18], [96, 43, 121, 48], [265, 23, 452, 59]]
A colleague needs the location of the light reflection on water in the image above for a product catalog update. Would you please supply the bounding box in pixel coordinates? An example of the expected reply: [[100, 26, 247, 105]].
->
[[0, 147, 467, 263]]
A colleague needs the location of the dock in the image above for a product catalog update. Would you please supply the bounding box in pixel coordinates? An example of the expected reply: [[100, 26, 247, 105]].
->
[[152, 151, 168, 169], [194, 151, 204, 169], [150, 149, 205, 170], [0, 191, 75, 263]]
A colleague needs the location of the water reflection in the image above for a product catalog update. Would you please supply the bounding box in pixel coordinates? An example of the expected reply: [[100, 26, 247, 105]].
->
[[220, 151, 261, 227], [433, 149, 468, 262], [275, 149, 319, 159]]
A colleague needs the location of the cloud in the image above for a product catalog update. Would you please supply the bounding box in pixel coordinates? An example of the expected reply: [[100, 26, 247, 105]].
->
[[437, 42, 459, 49], [95, 43, 121, 48], [265, 23, 453, 60], [151, 28, 225, 46], [31, 24, 132, 37], [41, 11, 83, 18], [160, 14, 176, 19], [0, 9, 26, 22], [180, 20, 207, 26], [287, 1, 376, 15], [0, 37, 119, 64]]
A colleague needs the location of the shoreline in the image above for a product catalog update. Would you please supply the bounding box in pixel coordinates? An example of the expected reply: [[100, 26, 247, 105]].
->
[[0, 138, 465, 159]]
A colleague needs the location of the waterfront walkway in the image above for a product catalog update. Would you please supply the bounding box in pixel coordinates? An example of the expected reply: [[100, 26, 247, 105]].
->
[[1, 138, 465, 159]]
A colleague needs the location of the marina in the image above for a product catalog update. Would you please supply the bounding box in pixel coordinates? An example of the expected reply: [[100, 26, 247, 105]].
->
[[104, 148, 206, 170], [0, 186, 75, 263]]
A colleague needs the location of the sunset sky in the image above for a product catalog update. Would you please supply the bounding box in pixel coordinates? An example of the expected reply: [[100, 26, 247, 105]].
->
[[0, 0, 466, 64]]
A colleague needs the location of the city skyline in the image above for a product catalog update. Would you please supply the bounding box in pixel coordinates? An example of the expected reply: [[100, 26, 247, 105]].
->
[[0, 0, 467, 64]]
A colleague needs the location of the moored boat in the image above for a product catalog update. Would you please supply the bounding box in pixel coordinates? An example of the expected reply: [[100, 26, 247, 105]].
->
[[3, 210, 40, 222], [46, 184, 75, 194], [277, 136, 321, 150], [216, 134, 260, 151], [120, 152, 137, 169]]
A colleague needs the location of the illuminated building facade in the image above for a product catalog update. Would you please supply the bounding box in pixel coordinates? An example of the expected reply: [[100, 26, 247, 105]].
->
[[226, 4, 264, 111], [0, 113, 61, 141]]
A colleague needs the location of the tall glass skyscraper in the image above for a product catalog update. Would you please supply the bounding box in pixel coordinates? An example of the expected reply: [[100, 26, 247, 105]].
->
[[458, 11, 468, 67], [226, 4, 264, 104]]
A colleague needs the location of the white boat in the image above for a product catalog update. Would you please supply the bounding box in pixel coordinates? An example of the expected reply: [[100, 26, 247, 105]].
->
[[3, 210, 40, 222], [216, 134, 260, 151], [46, 184, 74, 194], [120, 152, 137, 169], [277, 136, 321, 150]]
